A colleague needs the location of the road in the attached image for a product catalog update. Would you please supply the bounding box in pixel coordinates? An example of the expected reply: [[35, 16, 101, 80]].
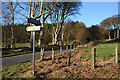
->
[[1, 49, 66, 67]]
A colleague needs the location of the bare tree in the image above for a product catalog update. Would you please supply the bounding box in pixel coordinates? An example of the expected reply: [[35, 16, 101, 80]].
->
[[16, 0, 57, 48], [50, 2, 81, 45], [2, 2, 18, 48]]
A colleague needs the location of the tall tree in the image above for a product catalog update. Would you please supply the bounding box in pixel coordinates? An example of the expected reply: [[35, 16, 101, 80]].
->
[[50, 2, 81, 45], [17, 0, 57, 48], [100, 14, 120, 39], [2, 2, 18, 48], [111, 14, 120, 38], [64, 21, 75, 44], [88, 25, 105, 41], [100, 18, 112, 39]]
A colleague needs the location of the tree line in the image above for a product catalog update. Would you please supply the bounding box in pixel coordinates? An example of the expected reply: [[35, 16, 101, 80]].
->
[[2, 1, 81, 48], [2, 18, 120, 48], [100, 14, 120, 39], [2, 1, 120, 48]]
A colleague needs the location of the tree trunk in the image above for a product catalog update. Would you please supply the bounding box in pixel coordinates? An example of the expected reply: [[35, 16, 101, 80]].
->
[[52, 32, 55, 45], [109, 31, 111, 39], [52, 31, 58, 45], [114, 29, 116, 39], [117, 27, 119, 39], [39, 29, 44, 48], [54, 34, 58, 45], [38, 2, 45, 48], [10, 3, 14, 48], [38, 16, 44, 48], [11, 25, 14, 48], [61, 25, 64, 46]]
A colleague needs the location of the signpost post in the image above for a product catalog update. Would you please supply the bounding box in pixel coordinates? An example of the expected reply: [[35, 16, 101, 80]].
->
[[26, 25, 42, 75], [33, 31, 35, 75]]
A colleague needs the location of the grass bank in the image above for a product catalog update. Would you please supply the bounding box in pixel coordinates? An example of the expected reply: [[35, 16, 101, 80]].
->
[[2, 39, 119, 78], [83, 39, 119, 61]]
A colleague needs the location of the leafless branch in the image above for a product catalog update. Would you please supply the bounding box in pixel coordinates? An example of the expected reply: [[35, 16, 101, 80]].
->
[[15, 11, 28, 19], [16, 0, 29, 14]]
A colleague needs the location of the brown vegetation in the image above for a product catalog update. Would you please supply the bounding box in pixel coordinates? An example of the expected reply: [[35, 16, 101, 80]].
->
[[17, 48, 118, 78]]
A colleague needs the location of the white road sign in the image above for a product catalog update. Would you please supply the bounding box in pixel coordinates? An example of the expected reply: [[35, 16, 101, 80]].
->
[[26, 26, 42, 31]]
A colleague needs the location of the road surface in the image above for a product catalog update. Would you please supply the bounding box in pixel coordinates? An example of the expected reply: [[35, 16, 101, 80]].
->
[[2, 49, 66, 67]]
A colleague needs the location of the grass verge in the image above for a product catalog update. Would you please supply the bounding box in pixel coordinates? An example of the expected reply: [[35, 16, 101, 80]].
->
[[2, 39, 119, 78]]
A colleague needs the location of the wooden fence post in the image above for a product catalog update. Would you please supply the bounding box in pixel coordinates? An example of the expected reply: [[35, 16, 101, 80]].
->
[[76, 44, 78, 48], [52, 48, 55, 60], [66, 41, 67, 45], [91, 48, 96, 69], [66, 46, 68, 51], [115, 46, 118, 64], [67, 51, 71, 65], [60, 46, 62, 53], [70, 45, 72, 50], [113, 52, 115, 62], [41, 48, 44, 60], [40, 48, 43, 60], [73, 44, 75, 49]]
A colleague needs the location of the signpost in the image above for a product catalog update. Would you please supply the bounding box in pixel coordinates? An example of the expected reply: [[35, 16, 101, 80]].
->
[[26, 25, 42, 75], [28, 18, 41, 26], [26, 26, 43, 31]]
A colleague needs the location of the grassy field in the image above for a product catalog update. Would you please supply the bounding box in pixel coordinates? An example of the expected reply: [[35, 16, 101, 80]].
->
[[83, 39, 119, 61], [14, 43, 31, 48], [94, 39, 119, 60]]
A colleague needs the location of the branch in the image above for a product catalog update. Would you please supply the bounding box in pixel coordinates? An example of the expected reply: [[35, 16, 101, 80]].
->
[[37, 2, 57, 20], [28, 0, 32, 18], [16, 0, 29, 14], [13, 3, 18, 11], [19, 18, 27, 22], [50, 14, 56, 33], [34, 0, 39, 18], [43, 2, 57, 15], [37, 0, 43, 20], [43, 11, 54, 22], [15, 11, 28, 19]]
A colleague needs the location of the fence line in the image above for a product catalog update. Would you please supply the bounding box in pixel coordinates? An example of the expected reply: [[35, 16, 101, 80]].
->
[[39, 44, 118, 70]]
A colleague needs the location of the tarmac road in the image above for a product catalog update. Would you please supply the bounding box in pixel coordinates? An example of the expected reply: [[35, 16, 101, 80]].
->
[[1, 49, 66, 67]]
